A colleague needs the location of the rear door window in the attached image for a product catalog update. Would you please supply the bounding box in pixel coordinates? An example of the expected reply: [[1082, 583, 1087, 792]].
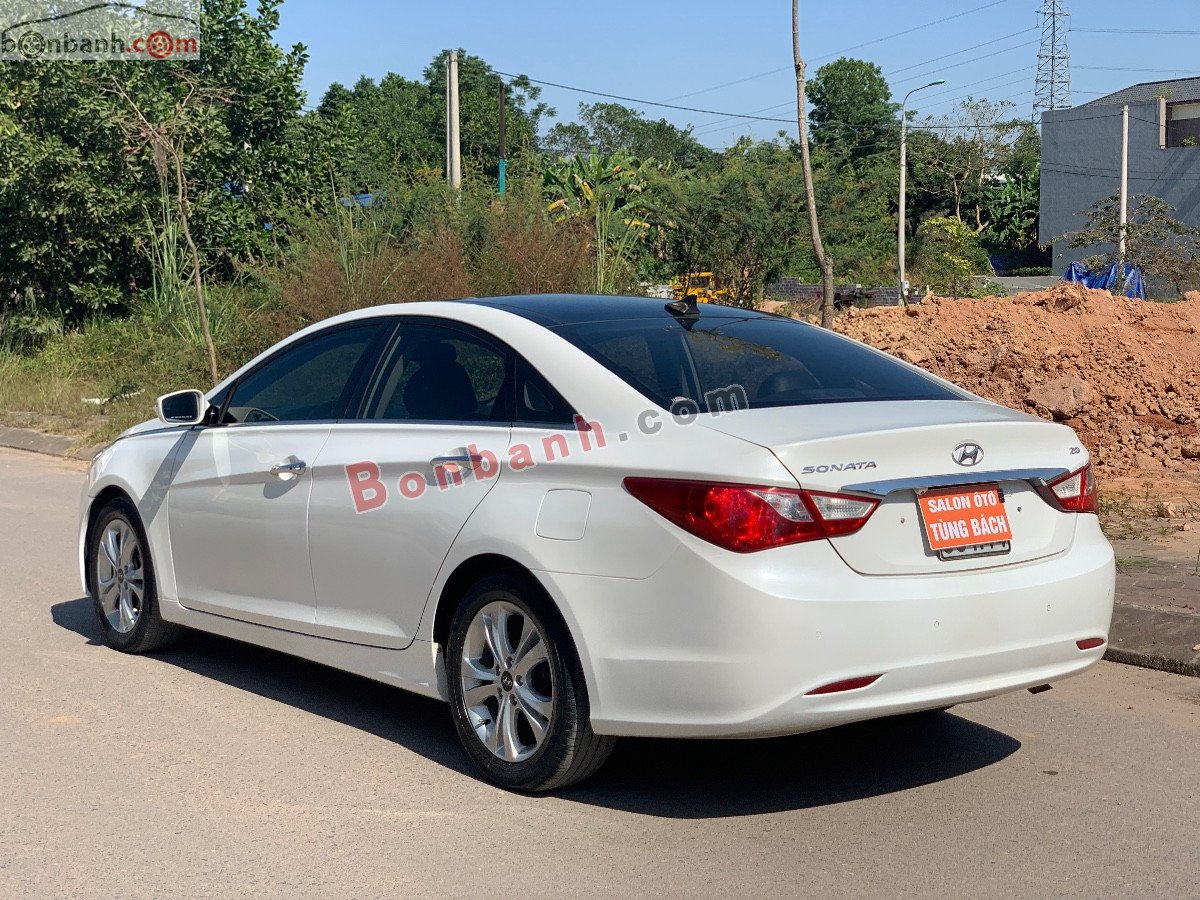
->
[[362, 322, 512, 423]]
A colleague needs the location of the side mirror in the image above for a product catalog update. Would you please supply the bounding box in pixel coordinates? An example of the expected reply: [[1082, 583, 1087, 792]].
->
[[156, 389, 208, 426]]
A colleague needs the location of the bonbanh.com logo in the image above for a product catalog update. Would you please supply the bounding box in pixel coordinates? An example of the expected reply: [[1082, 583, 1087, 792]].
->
[[0, 0, 199, 61]]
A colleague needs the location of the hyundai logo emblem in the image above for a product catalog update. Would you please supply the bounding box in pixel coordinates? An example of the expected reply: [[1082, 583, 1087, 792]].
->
[[952, 442, 984, 467]]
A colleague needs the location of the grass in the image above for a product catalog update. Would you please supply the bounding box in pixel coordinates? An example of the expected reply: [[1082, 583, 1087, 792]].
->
[[0, 182, 609, 448], [1115, 555, 1154, 574], [0, 284, 288, 446], [1098, 492, 1161, 542]]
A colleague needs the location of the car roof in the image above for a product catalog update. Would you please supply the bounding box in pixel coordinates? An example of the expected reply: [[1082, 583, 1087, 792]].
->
[[458, 294, 772, 327]]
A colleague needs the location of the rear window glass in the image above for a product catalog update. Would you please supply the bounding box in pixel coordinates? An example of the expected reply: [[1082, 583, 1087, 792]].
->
[[552, 316, 965, 411]]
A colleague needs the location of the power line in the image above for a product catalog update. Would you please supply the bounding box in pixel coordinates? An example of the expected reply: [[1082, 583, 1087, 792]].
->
[[890, 39, 1039, 86], [1044, 166, 1200, 182], [516, 59, 1084, 134], [663, 0, 1014, 103], [884, 27, 1035, 77], [690, 102, 794, 137], [810, 0, 1014, 64], [1071, 27, 1200, 35], [1074, 65, 1197, 73], [638, 44, 1041, 135], [691, 44, 1038, 137], [495, 71, 798, 124], [918, 70, 1034, 107], [922, 83, 1036, 114]]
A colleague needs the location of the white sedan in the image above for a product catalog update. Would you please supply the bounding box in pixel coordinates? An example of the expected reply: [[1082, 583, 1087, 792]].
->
[[79, 295, 1115, 791]]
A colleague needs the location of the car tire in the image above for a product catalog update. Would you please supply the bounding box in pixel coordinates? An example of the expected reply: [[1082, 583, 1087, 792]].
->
[[446, 572, 614, 792], [88, 497, 182, 654]]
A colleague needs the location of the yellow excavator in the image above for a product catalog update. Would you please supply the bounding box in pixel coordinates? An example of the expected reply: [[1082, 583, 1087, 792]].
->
[[670, 272, 732, 305]]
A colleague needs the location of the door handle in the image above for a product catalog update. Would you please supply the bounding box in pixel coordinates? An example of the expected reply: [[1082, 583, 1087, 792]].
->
[[430, 453, 483, 469], [270, 459, 308, 479]]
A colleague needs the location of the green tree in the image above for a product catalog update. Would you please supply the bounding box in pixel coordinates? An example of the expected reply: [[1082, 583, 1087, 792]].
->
[[317, 51, 549, 193], [544, 102, 713, 168], [985, 167, 1040, 252], [0, 0, 311, 326], [652, 140, 809, 306], [807, 58, 899, 161], [1066, 193, 1200, 296], [912, 216, 992, 296], [920, 98, 1032, 234]]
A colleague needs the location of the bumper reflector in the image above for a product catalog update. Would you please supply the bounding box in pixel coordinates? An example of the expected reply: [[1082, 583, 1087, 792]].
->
[[804, 674, 883, 696], [1076, 637, 1106, 650]]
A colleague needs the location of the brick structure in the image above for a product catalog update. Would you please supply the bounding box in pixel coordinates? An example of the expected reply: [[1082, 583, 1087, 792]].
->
[[765, 278, 901, 307]]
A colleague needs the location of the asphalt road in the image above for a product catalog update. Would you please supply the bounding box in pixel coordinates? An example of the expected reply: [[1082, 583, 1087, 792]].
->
[[1, 445, 1198, 899]]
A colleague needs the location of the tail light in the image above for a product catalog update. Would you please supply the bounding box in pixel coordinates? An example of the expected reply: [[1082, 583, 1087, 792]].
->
[[623, 478, 878, 552], [1041, 464, 1098, 514]]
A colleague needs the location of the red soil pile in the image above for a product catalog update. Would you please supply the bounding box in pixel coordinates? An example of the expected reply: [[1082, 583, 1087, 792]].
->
[[831, 283, 1200, 477]]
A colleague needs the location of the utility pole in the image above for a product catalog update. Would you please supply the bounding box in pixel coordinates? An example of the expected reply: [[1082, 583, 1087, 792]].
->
[[898, 80, 944, 306], [498, 81, 507, 195], [446, 51, 462, 190], [792, 0, 835, 329], [1119, 103, 1129, 266]]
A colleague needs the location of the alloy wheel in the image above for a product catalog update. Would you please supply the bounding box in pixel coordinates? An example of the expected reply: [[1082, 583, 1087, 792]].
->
[[459, 600, 555, 762], [95, 520, 144, 634]]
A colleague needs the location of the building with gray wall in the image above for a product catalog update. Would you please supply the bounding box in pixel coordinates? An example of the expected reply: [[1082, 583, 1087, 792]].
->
[[1039, 76, 1200, 289]]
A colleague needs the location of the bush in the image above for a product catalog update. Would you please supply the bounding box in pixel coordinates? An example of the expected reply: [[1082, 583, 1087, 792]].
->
[[466, 186, 594, 297], [911, 217, 993, 296]]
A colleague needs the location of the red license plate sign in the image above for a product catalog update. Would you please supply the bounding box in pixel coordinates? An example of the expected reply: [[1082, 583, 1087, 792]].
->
[[917, 486, 1013, 551]]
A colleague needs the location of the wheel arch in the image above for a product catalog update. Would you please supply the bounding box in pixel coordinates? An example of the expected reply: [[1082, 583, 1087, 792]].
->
[[432, 553, 543, 648], [81, 484, 139, 591], [431, 555, 593, 698], [88, 484, 136, 524]]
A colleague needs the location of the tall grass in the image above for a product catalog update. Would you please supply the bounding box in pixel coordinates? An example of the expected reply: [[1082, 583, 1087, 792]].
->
[[2, 173, 607, 445], [0, 287, 64, 355], [145, 184, 251, 349]]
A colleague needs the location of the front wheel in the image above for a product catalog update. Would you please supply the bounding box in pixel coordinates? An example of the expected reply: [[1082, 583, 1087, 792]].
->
[[88, 498, 181, 654], [446, 573, 614, 792]]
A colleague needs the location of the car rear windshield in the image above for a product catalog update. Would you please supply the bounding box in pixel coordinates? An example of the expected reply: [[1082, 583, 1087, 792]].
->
[[551, 316, 966, 411]]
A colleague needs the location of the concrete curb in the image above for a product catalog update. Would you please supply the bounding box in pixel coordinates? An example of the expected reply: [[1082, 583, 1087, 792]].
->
[[3, 423, 1199, 679], [1106, 602, 1200, 678], [0, 424, 104, 461]]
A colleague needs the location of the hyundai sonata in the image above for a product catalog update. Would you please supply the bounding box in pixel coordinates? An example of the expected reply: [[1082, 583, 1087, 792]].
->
[[79, 295, 1115, 791]]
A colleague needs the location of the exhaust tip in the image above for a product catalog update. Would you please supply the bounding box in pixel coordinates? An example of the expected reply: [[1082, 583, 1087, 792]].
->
[[1028, 683, 1053, 695]]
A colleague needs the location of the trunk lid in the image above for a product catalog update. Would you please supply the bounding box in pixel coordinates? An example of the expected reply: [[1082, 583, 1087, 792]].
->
[[703, 400, 1083, 575]]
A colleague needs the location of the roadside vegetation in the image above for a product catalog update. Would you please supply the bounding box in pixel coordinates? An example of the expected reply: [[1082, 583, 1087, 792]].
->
[[0, 2, 1061, 445]]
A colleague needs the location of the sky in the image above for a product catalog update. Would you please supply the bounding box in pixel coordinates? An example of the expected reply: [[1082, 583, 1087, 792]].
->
[[272, 0, 1200, 149]]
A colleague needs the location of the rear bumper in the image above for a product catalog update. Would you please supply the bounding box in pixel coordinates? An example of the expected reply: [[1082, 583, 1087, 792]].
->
[[537, 516, 1115, 738]]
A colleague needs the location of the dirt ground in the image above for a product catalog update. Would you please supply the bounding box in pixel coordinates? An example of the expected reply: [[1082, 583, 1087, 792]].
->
[[818, 283, 1200, 536], [832, 284, 1200, 474]]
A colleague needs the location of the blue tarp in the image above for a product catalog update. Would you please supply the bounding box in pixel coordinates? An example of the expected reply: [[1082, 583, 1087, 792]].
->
[[1063, 261, 1146, 299], [339, 192, 385, 208]]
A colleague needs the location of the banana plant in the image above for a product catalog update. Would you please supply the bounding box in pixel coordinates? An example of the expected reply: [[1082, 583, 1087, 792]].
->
[[543, 151, 653, 294]]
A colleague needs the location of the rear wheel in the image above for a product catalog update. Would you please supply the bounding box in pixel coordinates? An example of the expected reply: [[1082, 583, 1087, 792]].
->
[[446, 573, 614, 792], [88, 498, 181, 654]]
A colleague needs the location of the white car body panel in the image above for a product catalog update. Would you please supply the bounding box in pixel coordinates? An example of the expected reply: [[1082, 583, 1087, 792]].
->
[[703, 401, 1085, 575], [79, 297, 1115, 741], [308, 422, 512, 647], [168, 424, 331, 630]]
